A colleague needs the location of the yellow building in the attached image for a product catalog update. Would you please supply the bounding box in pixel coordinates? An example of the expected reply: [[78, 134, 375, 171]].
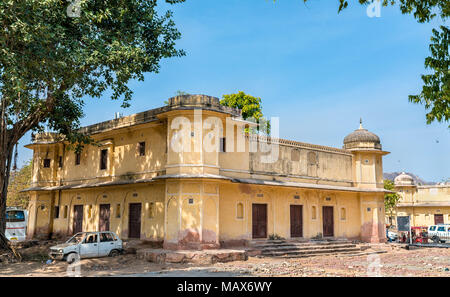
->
[[391, 173, 450, 227], [24, 95, 389, 249]]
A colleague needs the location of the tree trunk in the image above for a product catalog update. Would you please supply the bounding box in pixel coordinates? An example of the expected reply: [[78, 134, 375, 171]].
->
[[0, 141, 14, 251]]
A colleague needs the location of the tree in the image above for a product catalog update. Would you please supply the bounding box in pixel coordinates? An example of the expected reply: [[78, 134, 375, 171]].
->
[[409, 26, 449, 126], [300, 0, 449, 126], [384, 179, 401, 225], [220, 91, 270, 134], [7, 161, 32, 209], [0, 0, 185, 250]]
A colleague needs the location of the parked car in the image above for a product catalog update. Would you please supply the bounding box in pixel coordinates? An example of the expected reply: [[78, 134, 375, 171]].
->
[[427, 224, 450, 243], [387, 230, 398, 241], [49, 231, 123, 263]]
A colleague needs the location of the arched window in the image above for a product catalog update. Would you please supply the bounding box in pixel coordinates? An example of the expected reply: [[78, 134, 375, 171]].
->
[[236, 203, 244, 219], [341, 208, 346, 220], [311, 206, 317, 220]]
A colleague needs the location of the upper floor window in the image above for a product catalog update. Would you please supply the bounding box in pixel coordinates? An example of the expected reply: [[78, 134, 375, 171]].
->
[[43, 158, 51, 168], [75, 152, 81, 165], [100, 149, 108, 170], [138, 142, 146, 156], [58, 156, 63, 168]]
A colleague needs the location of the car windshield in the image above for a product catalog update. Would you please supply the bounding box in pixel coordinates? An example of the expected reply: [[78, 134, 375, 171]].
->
[[66, 233, 85, 244], [6, 210, 25, 222], [429, 226, 436, 231]]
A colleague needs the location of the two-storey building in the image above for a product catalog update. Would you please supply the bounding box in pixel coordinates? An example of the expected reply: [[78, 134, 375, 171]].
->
[[391, 173, 450, 226], [24, 94, 389, 249]]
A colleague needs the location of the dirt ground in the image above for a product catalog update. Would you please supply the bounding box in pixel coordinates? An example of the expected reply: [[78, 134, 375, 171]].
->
[[0, 243, 449, 277]]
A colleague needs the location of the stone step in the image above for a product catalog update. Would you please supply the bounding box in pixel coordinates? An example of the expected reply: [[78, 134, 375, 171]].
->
[[278, 249, 386, 259], [251, 241, 354, 249], [262, 246, 361, 257], [259, 243, 357, 253]]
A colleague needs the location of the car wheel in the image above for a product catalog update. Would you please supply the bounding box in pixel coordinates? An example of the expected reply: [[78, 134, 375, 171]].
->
[[431, 236, 440, 243], [66, 253, 80, 264], [109, 249, 120, 257]]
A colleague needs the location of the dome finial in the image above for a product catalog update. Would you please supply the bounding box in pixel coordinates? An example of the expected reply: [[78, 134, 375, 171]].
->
[[359, 118, 363, 129]]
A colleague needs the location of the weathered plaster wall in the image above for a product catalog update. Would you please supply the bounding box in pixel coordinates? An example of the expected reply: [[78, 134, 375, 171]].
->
[[218, 183, 363, 244]]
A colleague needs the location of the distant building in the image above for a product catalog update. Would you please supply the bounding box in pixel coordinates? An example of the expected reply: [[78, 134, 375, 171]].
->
[[23, 95, 389, 248], [390, 172, 450, 226]]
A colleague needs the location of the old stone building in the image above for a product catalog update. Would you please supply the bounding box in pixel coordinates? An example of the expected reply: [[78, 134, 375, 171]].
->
[[24, 94, 389, 249], [391, 173, 450, 226]]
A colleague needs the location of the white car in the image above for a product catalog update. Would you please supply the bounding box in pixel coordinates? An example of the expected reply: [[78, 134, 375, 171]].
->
[[428, 224, 450, 243], [49, 231, 123, 263]]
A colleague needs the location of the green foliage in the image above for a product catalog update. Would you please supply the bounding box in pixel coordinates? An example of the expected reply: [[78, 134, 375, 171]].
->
[[7, 161, 32, 209], [221, 91, 264, 120], [268, 233, 285, 240], [220, 91, 271, 134], [384, 179, 401, 218], [0, 0, 185, 146], [300, 0, 450, 126], [409, 26, 449, 126]]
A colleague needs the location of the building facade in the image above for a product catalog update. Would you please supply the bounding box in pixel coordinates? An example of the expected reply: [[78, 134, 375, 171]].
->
[[391, 173, 450, 227], [24, 95, 389, 249]]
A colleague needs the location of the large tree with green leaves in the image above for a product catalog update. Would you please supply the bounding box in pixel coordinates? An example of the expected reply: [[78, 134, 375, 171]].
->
[[300, 0, 449, 126], [0, 0, 185, 250]]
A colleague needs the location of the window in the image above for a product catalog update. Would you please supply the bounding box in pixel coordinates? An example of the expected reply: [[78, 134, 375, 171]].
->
[[54, 206, 60, 219], [75, 152, 81, 165], [63, 205, 68, 218], [219, 137, 226, 153], [6, 210, 25, 222], [236, 203, 244, 219], [311, 206, 317, 220], [84, 234, 98, 244], [58, 156, 63, 168], [43, 158, 51, 168], [340, 208, 346, 220], [138, 142, 146, 156], [116, 204, 121, 218], [100, 232, 114, 242], [437, 226, 445, 232], [100, 149, 108, 170]]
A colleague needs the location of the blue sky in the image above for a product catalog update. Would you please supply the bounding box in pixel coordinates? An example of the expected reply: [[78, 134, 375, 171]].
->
[[17, 0, 449, 182]]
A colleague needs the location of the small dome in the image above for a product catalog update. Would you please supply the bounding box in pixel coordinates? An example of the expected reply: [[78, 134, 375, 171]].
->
[[343, 119, 381, 150], [394, 172, 415, 186]]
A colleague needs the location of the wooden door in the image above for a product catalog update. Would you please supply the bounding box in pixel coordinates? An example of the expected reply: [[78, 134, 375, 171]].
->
[[252, 204, 267, 239], [128, 203, 141, 239], [434, 214, 444, 225], [99, 204, 110, 232], [322, 206, 334, 237], [73, 205, 84, 234], [290, 205, 303, 238]]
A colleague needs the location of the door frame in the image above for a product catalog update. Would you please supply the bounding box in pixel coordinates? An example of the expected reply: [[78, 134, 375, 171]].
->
[[99, 204, 111, 232], [252, 203, 268, 239], [434, 214, 444, 225], [128, 203, 142, 239], [290, 204, 303, 238], [72, 204, 84, 235], [322, 206, 335, 237]]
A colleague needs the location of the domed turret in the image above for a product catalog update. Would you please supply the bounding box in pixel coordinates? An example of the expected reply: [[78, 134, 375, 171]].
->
[[394, 172, 416, 186], [343, 119, 381, 150]]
